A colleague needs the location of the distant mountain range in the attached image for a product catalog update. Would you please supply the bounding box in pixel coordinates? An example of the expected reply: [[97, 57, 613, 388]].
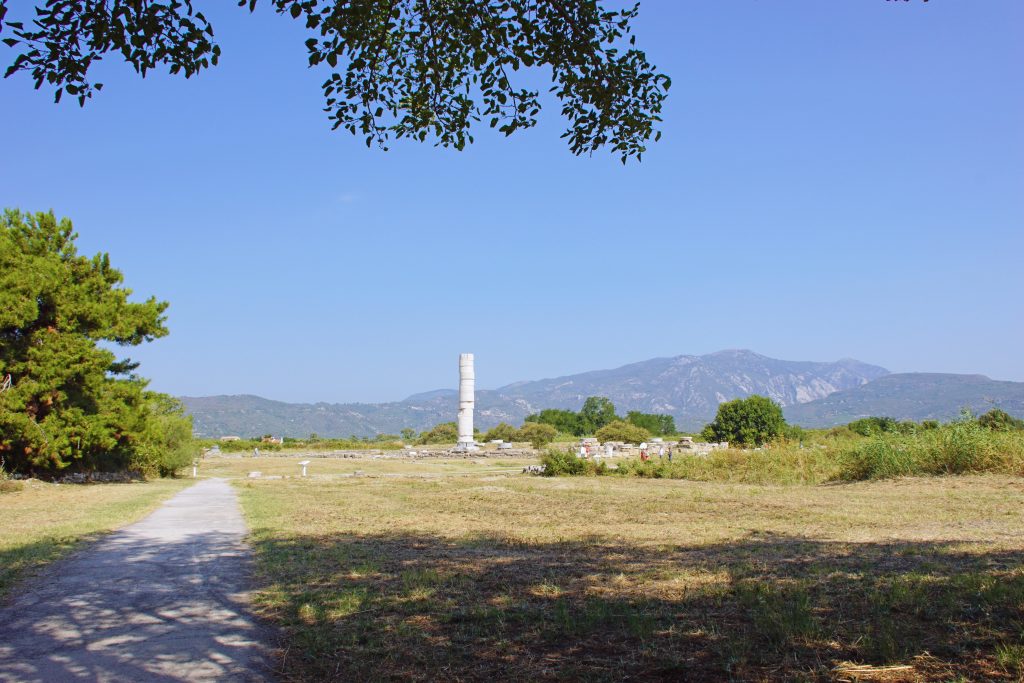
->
[[181, 351, 1024, 438], [784, 373, 1024, 427], [183, 349, 902, 437]]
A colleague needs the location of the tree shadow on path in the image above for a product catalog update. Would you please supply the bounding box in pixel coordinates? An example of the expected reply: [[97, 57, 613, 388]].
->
[[0, 509, 273, 681]]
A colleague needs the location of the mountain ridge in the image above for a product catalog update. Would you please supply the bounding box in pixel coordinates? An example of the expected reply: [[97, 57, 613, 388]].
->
[[784, 372, 1024, 427], [181, 349, 891, 437]]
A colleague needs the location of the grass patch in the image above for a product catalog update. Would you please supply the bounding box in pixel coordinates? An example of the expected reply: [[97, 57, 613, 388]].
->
[[542, 422, 1024, 485], [613, 446, 840, 485], [0, 478, 193, 599], [996, 642, 1024, 677], [837, 420, 1024, 480], [238, 471, 1024, 681], [197, 456, 536, 480]]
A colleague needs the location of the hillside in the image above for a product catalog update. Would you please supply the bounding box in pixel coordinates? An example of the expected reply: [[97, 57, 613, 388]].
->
[[182, 350, 888, 437], [785, 373, 1024, 427]]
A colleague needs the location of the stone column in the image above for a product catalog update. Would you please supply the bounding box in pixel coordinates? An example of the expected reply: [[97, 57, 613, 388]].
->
[[456, 353, 477, 450]]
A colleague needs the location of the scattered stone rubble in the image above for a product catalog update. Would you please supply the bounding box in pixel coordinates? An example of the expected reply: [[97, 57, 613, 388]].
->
[[579, 436, 729, 459]]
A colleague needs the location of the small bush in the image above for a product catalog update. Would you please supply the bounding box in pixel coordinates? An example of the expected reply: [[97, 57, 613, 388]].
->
[[417, 422, 459, 445], [540, 448, 604, 476], [130, 395, 197, 477], [978, 408, 1024, 432], [595, 420, 650, 444], [482, 422, 519, 442], [516, 422, 557, 449], [838, 436, 916, 480], [848, 416, 901, 437], [781, 424, 807, 442]]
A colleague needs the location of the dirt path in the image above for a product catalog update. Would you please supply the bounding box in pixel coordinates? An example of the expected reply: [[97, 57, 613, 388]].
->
[[0, 479, 273, 682]]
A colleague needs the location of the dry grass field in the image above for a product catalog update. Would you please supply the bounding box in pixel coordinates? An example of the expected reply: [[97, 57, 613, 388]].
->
[[235, 459, 1024, 681], [0, 478, 193, 599], [199, 455, 535, 479]]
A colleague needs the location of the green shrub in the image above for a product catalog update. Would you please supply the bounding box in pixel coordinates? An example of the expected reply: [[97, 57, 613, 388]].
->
[[416, 422, 458, 445], [595, 420, 650, 444], [838, 436, 917, 481], [978, 408, 1024, 432], [781, 424, 807, 442], [516, 422, 557, 449], [848, 417, 900, 436], [129, 395, 196, 477], [540, 448, 604, 476], [482, 422, 519, 442]]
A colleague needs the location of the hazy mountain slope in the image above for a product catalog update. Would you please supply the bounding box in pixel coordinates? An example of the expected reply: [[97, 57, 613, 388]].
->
[[785, 373, 1024, 427], [182, 350, 888, 437], [485, 350, 888, 430]]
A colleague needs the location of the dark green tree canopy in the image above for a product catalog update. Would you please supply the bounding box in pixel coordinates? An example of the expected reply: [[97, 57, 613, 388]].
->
[[625, 410, 675, 436], [1, 0, 669, 161], [0, 209, 190, 475], [701, 395, 786, 447], [579, 395, 618, 433], [525, 408, 581, 435]]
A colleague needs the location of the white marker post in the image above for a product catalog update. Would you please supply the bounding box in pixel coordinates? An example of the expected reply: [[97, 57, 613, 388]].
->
[[299, 460, 310, 477]]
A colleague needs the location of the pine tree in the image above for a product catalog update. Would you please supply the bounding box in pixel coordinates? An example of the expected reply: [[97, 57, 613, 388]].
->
[[0, 209, 191, 476]]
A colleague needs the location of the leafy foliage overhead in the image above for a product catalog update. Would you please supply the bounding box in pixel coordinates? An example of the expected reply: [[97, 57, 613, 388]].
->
[[1, 0, 670, 161]]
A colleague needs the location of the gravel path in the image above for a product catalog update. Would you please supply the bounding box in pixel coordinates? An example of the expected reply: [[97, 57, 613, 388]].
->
[[0, 479, 273, 682]]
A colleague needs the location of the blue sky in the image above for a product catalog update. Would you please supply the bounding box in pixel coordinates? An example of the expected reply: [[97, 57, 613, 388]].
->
[[2, 1, 1022, 403]]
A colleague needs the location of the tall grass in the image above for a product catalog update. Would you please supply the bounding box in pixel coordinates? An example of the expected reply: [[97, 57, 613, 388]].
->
[[614, 447, 839, 485], [541, 422, 1024, 485], [836, 420, 1024, 480]]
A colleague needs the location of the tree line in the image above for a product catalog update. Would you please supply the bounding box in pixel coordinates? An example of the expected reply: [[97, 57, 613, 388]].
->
[[524, 396, 676, 437]]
